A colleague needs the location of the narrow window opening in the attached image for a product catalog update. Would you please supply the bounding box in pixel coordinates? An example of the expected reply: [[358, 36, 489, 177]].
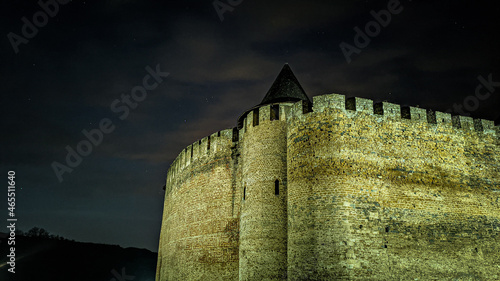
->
[[271, 104, 280, 121], [253, 109, 259, 126], [275, 180, 279, 195], [217, 131, 221, 137], [243, 186, 246, 200], [207, 137, 211, 151], [427, 109, 437, 124], [373, 103, 383, 115], [401, 107, 411, 119], [232, 127, 239, 142], [190, 145, 193, 159]]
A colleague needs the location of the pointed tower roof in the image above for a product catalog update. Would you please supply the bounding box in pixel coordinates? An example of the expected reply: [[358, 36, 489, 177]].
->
[[237, 64, 310, 129], [259, 64, 310, 105]]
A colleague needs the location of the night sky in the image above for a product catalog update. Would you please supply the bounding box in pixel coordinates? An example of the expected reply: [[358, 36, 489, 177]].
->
[[1, 0, 499, 252]]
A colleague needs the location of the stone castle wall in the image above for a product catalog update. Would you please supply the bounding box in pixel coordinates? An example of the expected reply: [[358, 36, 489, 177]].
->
[[157, 93, 500, 280], [156, 129, 239, 281], [287, 94, 500, 280]]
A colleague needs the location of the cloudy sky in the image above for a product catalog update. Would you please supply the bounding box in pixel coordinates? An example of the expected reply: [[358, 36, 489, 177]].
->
[[1, 0, 499, 252]]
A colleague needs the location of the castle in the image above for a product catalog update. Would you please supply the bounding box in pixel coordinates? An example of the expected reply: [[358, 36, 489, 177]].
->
[[156, 65, 500, 280]]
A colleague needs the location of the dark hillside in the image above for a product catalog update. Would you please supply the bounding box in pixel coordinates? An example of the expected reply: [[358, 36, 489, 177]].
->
[[0, 232, 156, 281]]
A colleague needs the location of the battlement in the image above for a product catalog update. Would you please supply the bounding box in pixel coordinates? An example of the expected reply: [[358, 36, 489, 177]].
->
[[166, 93, 498, 194], [239, 103, 295, 137], [165, 128, 235, 194], [297, 93, 500, 135]]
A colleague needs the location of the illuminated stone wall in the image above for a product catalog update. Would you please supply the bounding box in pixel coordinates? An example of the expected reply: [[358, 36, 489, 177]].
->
[[287, 94, 500, 280], [238, 104, 290, 280], [156, 129, 239, 281], [157, 93, 500, 280]]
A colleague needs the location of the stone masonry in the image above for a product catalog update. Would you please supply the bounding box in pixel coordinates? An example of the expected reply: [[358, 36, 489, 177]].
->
[[156, 64, 500, 280]]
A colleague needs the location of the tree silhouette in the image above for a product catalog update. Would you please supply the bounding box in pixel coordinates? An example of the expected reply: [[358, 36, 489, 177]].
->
[[23, 227, 70, 240], [27, 227, 41, 237], [27, 227, 51, 238]]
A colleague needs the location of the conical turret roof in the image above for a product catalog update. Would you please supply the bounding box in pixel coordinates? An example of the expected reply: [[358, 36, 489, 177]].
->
[[259, 64, 310, 105], [237, 64, 310, 129]]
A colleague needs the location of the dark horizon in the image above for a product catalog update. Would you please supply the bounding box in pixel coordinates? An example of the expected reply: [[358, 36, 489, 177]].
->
[[1, 0, 499, 252]]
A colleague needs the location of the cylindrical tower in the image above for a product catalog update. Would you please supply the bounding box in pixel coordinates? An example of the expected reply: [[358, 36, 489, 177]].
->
[[237, 64, 311, 280], [239, 104, 288, 281]]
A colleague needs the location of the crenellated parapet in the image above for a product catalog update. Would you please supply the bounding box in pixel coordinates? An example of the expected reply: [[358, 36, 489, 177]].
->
[[289, 93, 499, 136], [165, 128, 235, 195], [165, 101, 301, 194], [166, 92, 498, 194], [238, 103, 295, 134]]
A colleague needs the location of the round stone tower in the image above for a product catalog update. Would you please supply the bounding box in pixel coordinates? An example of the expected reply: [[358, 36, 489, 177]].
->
[[237, 64, 311, 281]]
